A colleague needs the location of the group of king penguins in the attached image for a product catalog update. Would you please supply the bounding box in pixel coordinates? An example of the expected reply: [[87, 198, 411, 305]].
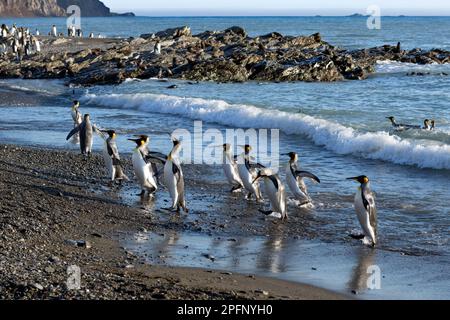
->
[[66, 100, 378, 247]]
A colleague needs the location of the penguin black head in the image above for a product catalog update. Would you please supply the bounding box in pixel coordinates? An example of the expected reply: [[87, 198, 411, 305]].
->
[[128, 137, 146, 147], [244, 144, 252, 154], [424, 119, 430, 126], [223, 143, 231, 152], [73, 100, 80, 107], [347, 175, 369, 184], [84, 114, 90, 120], [103, 130, 116, 138], [172, 137, 181, 147], [134, 135, 149, 144], [284, 152, 298, 161]]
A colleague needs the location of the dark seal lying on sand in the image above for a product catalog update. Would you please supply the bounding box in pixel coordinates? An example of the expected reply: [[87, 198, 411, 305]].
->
[[0, 26, 448, 86]]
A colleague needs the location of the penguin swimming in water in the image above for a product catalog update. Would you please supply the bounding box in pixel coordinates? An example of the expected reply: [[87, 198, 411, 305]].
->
[[128, 135, 165, 197], [163, 137, 188, 213], [66, 113, 93, 155], [221, 143, 243, 193], [100, 130, 128, 184], [347, 175, 377, 247], [253, 168, 287, 221], [284, 152, 320, 206], [237, 145, 264, 201], [70, 100, 82, 144], [386, 116, 420, 131]]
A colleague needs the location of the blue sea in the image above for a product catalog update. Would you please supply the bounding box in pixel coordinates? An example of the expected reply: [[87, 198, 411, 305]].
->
[[0, 16, 449, 299]]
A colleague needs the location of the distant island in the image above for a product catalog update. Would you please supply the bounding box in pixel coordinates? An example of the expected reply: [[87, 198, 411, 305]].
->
[[0, 0, 134, 17]]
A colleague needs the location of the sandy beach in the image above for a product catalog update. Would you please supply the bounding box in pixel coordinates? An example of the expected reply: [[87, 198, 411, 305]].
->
[[0, 143, 348, 300]]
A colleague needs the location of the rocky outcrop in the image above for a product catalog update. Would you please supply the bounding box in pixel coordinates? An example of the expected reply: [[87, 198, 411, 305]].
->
[[0, 0, 65, 17], [0, 0, 134, 17], [0, 26, 448, 86]]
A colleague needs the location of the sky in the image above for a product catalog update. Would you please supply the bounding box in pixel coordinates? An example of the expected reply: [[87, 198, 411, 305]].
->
[[102, 0, 450, 16]]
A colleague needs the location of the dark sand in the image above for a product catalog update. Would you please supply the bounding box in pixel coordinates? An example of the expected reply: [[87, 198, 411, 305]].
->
[[0, 144, 348, 300]]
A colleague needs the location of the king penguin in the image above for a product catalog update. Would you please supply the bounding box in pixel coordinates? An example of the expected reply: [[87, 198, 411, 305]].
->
[[66, 113, 93, 155], [284, 152, 320, 206], [70, 100, 82, 144], [221, 143, 243, 192], [128, 135, 164, 196], [347, 175, 377, 247], [253, 168, 287, 221], [237, 145, 264, 201], [101, 130, 128, 184], [163, 137, 188, 213]]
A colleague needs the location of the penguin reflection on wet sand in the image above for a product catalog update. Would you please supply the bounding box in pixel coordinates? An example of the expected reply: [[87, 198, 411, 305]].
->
[[66, 113, 93, 156], [347, 175, 377, 247], [253, 168, 287, 221], [163, 137, 188, 213], [100, 130, 128, 184], [237, 144, 264, 202], [128, 135, 165, 197], [284, 152, 320, 206]]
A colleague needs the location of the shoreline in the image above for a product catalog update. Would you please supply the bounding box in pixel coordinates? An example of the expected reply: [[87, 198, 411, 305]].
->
[[0, 143, 348, 300], [0, 25, 448, 86]]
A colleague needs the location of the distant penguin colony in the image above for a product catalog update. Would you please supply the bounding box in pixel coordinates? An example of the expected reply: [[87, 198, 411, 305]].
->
[[67, 102, 448, 248]]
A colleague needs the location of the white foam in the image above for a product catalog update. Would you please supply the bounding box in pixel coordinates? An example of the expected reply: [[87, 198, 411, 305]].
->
[[375, 60, 450, 74], [81, 93, 450, 170]]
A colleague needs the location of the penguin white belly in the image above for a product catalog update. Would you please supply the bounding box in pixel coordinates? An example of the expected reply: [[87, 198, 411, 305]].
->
[[223, 163, 242, 186], [354, 191, 375, 242], [164, 160, 179, 207], [238, 165, 257, 194], [102, 144, 114, 180], [132, 152, 157, 191], [264, 179, 281, 214], [286, 170, 307, 200]]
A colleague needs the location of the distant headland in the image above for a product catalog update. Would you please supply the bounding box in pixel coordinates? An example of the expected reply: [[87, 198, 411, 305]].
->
[[0, 0, 134, 17]]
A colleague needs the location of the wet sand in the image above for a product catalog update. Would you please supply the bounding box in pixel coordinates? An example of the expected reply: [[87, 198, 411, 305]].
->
[[0, 144, 348, 300]]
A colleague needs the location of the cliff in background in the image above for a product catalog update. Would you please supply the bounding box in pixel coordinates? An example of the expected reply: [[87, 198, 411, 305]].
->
[[0, 0, 65, 17], [0, 0, 134, 17]]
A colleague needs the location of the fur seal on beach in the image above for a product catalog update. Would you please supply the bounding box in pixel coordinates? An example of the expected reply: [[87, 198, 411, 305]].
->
[[237, 145, 264, 201], [347, 175, 377, 247], [66, 114, 94, 155], [100, 130, 128, 183], [253, 168, 287, 221], [221, 143, 243, 192], [284, 152, 320, 206], [163, 137, 188, 212]]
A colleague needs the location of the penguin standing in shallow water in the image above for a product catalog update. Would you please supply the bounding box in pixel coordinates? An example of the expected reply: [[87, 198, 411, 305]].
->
[[284, 152, 320, 206], [347, 175, 377, 247], [101, 130, 128, 184], [237, 145, 264, 201], [253, 168, 287, 221], [163, 138, 188, 213], [66, 114, 93, 155], [70, 100, 82, 144], [128, 135, 164, 197], [221, 143, 243, 192]]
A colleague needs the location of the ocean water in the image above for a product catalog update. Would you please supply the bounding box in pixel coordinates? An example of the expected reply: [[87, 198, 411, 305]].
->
[[0, 17, 449, 298]]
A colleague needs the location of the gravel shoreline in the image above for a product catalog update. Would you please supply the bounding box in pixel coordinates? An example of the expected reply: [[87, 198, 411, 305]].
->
[[0, 144, 347, 300]]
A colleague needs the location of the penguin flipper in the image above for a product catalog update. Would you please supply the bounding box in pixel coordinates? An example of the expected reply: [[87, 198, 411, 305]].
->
[[349, 234, 366, 240], [66, 126, 80, 141], [295, 171, 320, 183]]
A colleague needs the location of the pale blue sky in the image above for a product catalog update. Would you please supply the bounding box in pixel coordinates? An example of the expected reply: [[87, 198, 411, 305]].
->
[[103, 0, 450, 16]]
